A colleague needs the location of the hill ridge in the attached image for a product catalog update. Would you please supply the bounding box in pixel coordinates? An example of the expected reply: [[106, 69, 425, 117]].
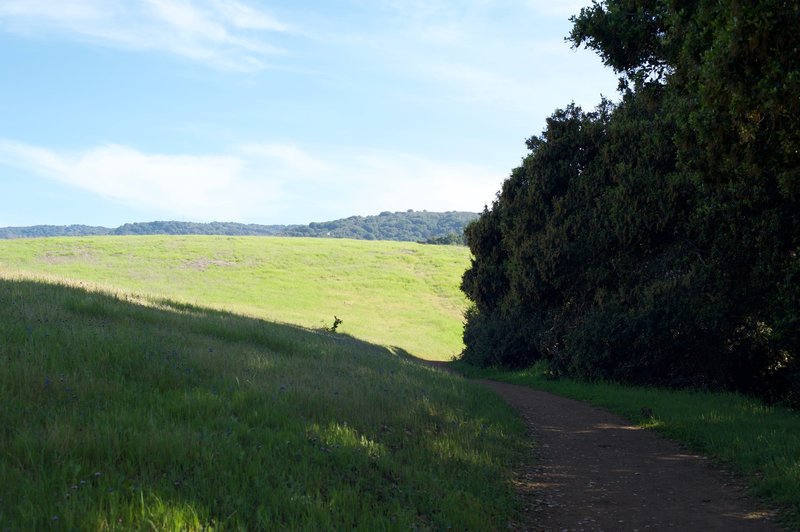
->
[[0, 210, 478, 243]]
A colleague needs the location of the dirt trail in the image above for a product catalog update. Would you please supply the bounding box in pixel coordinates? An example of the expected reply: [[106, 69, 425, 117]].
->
[[478, 379, 780, 531]]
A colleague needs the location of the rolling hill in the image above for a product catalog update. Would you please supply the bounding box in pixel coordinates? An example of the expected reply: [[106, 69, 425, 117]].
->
[[0, 235, 471, 360], [0, 234, 531, 529]]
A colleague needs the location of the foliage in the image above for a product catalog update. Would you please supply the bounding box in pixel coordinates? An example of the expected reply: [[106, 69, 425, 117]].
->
[[293, 210, 477, 242], [461, 0, 799, 405], [0, 224, 111, 239], [422, 232, 466, 246], [0, 276, 526, 529], [0, 210, 478, 244], [452, 360, 800, 529]]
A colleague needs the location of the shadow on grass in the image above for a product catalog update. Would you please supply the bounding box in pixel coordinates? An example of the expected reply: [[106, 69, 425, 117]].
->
[[0, 276, 523, 530]]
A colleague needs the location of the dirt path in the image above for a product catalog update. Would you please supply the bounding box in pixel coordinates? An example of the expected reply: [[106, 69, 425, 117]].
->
[[478, 379, 780, 531]]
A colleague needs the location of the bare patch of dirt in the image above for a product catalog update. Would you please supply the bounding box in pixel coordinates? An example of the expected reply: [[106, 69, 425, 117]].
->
[[39, 247, 98, 265], [180, 258, 237, 271]]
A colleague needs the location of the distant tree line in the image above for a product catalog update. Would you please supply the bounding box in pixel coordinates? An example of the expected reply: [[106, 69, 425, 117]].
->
[[461, 0, 799, 405], [285, 210, 475, 243], [0, 211, 477, 244], [0, 225, 111, 239]]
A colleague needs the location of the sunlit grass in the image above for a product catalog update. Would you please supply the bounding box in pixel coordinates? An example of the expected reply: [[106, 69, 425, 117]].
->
[[0, 236, 470, 360], [0, 275, 527, 530], [454, 360, 800, 528]]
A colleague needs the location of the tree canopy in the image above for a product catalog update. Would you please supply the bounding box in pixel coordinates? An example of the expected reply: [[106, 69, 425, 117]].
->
[[461, 0, 799, 405], [0, 211, 477, 244]]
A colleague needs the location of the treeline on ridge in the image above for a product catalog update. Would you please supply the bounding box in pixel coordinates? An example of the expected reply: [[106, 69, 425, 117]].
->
[[0, 210, 476, 244], [461, 0, 799, 405]]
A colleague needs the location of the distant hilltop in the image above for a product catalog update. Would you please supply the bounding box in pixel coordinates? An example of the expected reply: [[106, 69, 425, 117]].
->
[[0, 210, 479, 244]]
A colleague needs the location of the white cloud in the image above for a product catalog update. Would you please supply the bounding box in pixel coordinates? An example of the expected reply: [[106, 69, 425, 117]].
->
[[0, 139, 277, 221], [425, 61, 528, 106], [343, 150, 501, 214], [0, 139, 502, 223], [0, 0, 289, 70], [238, 143, 335, 177], [329, 0, 616, 117], [208, 0, 288, 31], [524, 0, 591, 19]]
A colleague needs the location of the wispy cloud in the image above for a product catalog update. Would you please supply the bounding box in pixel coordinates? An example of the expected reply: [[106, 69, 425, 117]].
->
[[343, 149, 501, 213], [0, 139, 502, 223], [207, 0, 287, 31], [0, 0, 290, 70], [331, 0, 614, 115], [0, 139, 278, 221], [524, 0, 591, 19]]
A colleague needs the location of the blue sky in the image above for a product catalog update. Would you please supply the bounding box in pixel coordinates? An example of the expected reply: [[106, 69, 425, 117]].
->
[[0, 0, 618, 227]]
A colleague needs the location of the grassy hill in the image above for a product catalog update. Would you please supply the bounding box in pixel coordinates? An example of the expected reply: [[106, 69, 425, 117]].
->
[[0, 236, 470, 360], [0, 236, 531, 529], [0, 277, 525, 529], [0, 237, 526, 530]]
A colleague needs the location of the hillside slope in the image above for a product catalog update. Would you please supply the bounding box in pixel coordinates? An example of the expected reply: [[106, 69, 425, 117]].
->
[[0, 276, 525, 529], [0, 236, 470, 360]]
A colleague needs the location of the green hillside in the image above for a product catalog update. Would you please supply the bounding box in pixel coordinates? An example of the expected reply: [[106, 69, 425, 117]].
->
[[0, 276, 525, 529], [0, 236, 470, 360]]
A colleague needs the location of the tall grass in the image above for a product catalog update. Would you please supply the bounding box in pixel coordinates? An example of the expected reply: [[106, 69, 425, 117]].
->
[[0, 276, 526, 530], [0, 236, 470, 360], [455, 360, 800, 528]]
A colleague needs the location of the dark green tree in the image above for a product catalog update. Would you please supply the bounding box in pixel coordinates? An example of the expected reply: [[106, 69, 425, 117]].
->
[[462, 0, 799, 404]]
